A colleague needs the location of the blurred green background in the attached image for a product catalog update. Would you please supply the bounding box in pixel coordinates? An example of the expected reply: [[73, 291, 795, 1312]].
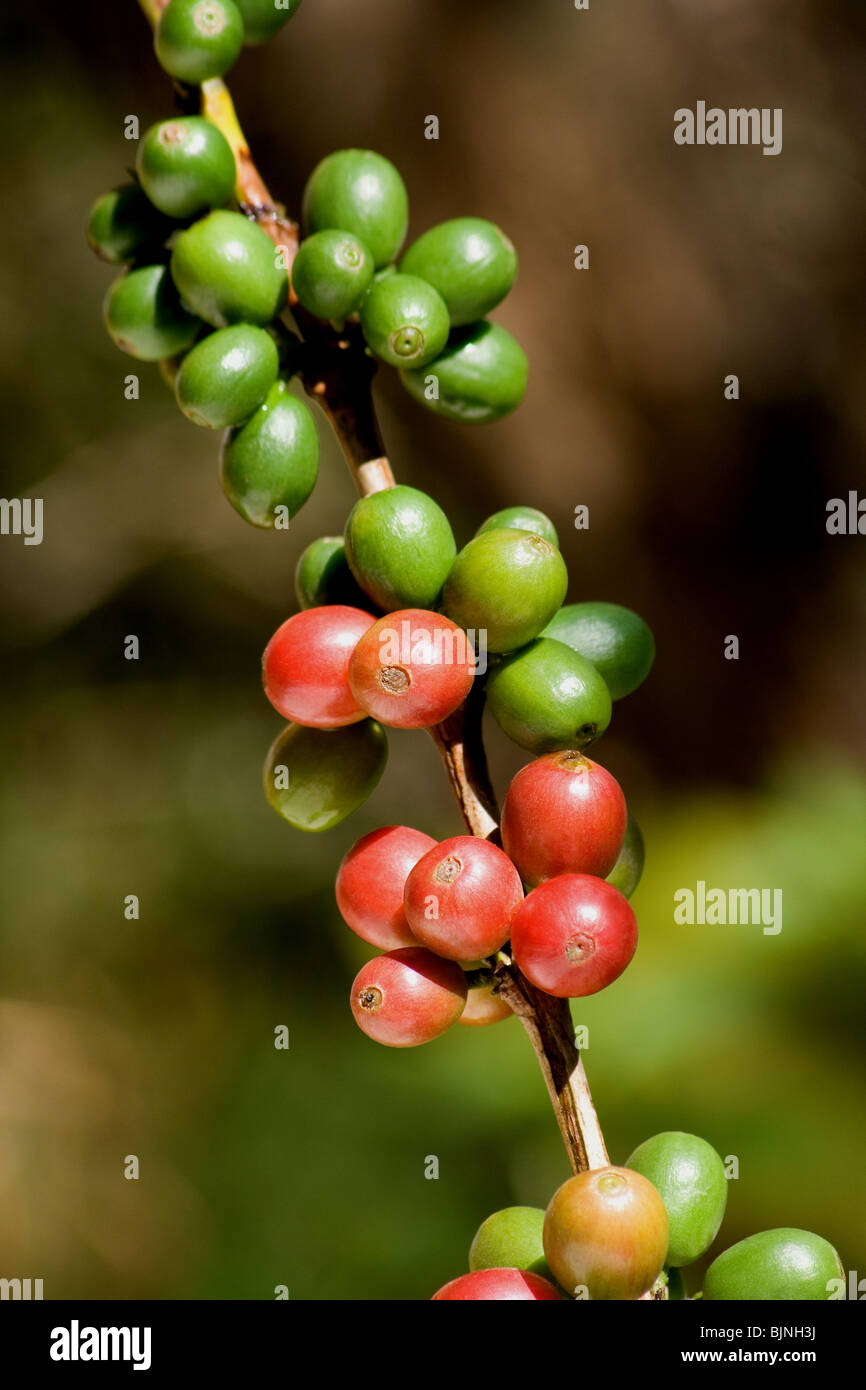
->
[[1, 0, 865, 1298]]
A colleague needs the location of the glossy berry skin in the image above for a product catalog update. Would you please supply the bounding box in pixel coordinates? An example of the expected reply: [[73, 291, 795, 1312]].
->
[[294, 536, 371, 611], [171, 210, 288, 328], [103, 265, 200, 361], [432, 1269, 562, 1301], [302, 149, 409, 269], [702, 1229, 844, 1301], [442, 529, 567, 655], [501, 751, 627, 887], [459, 980, 513, 1027], [344, 485, 456, 612], [476, 506, 558, 548], [348, 609, 474, 730], [350, 947, 467, 1047], [175, 324, 278, 428], [87, 184, 174, 264], [486, 638, 612, 755], [236, 0, 302, 44], [154, 0, 244, 84], [136, 117, 235, 220], [291, 230, 374, 321], [262, 605, 376, 728], [400, 320, 528, 424], [469, 1207, 550, 1277], [404, 836, 523, 961], [220, 379, 319, 527], [336, 825, 437, 950], [360, 274, 450, 369], [542, 601, 655, 702], [511, 874, 637, 998], [606, 813, 645, 899], [544, 1168, 669, 1300], [263, 719, 387, 831], [400, 217, 517, 326], [626, 1132, 728, 1269]]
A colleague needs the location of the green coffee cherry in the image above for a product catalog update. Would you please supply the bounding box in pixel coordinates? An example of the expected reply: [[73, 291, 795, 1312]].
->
[[103, 264, 200, 361], [154, 0, 244, 84], [170, 209, 288, 328], [175, 323, 278, 428], [295, 536, 372, 611], [264, 720, 387, 831], [703, 1229, 844, 1301], [476, 506, 558, 548], [87, 184, 175, 264], [400, 217, 517, 326], [542, 601, 655, 702], [442, 529, 567, 654], [400, 321, 528, 424], [220, 379, 319, 527], [606, 814, 645, 898], [136, 117, 235, 220], [235, 0, 302, 44], [344, 485, 456, 611], [360, 274, 449, 369], [291, 230, 374, 321], [486, 638, 612, 754], [469, 1207, 552, 1279], [626, 1133, 728, 1268], [666, 1267, 687, 1300], [302, 149, 408, 268]]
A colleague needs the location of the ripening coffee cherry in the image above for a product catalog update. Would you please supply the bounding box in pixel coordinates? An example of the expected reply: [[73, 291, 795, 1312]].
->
[[400, 320, 528, 424], [170, 210, 288, 328], [486, 638, 612, 754], [87, 184, 175, 264], [432, 1269, 562, 1301], [544, 1168, 669, 1300], [442, 529, 567, 655], [403, 836, 523, 960], [469, 1207, 550, 1277], [175, 323, 278, 427], [235, 0, 302, 44], [264, 719, 387, 831], [154, 0, 244, 84], [459, 979, 513, 1027], [220, 379, 319, 527], [103, 264, 200, 361], [399, 218, 517, 326], [542, 601, 655, 702], [360, 274, 450, 369], [348, 609, 474, 729], [500, 751, 627, 887], [476, 506, 558, 548], [294, 536, 371, 611], [702, 1229, 844, 1301], [291, 230, 374, 321], [511, 874, 637, 998], [336, 825, 437, 950], [136, 117, 235, 220], [262, 605, 376, 728], [344, 485, 456, 611], [350, 946, 467, 1047], [626, 1132, 728, 1268], [302, 149, 409, 268], [606, 813, 645, 899]]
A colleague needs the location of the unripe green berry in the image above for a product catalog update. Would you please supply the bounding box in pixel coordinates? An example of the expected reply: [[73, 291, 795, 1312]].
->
[[626, 1132, 728, 1268], [175, 323, 278, 428], [486, 637, 612, 754], [360, 274, 449, 368], [442, 528, 568, 654], [263, 720, 388, 831], [476, 505, 558, 548], [606, 813, 645, 898], [136, 116, 235, 220], [702, 1229, 844, 1301], [469, 1207, 552, 1279], [302, 149, 408, 268], [220, 379, 319, 527], [87, 184, 174, 264], [103, 264, 200, 361], [155, 0, 244, 84], [542, 602, 655, 702], [344, 485, 456, 612], [400, 320, 528, 424], [294, 537, 371, 611], [400, 217, 517, 326], [235, 0, 302, 44], [291, 230, 374, 321], [171, 209, 288, 328]]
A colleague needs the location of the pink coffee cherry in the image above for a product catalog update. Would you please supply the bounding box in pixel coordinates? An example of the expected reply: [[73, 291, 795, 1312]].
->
[[335, 825, 437, 950], [348, 608, 475, 729], [510, 873, 637, 998], [501, 750, 627, 887], [459, 981, 514, 1027], [432, 1269, 563, 1300], [262, 605, 376, 728], [350, 946, 468, 1046], [403, 835, 524, 961]]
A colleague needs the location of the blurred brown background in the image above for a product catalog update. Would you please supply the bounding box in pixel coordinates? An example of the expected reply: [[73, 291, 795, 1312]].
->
[[0, 0, 864, 1298]]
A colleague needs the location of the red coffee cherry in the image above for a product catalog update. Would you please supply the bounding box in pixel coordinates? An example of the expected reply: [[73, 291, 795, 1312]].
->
[[459, 980, 514, 1027], [511, 874, 637, 998], [432, 1269, 563, 1300], [350, 947, 467, 1047], [404, 836, 523, 961], [262, 605, 376, 728], [348, 609, 475, 729], [501, 750, 627, 887], [335, 825, 437, 950], [543, 1167, 669, 1300]]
